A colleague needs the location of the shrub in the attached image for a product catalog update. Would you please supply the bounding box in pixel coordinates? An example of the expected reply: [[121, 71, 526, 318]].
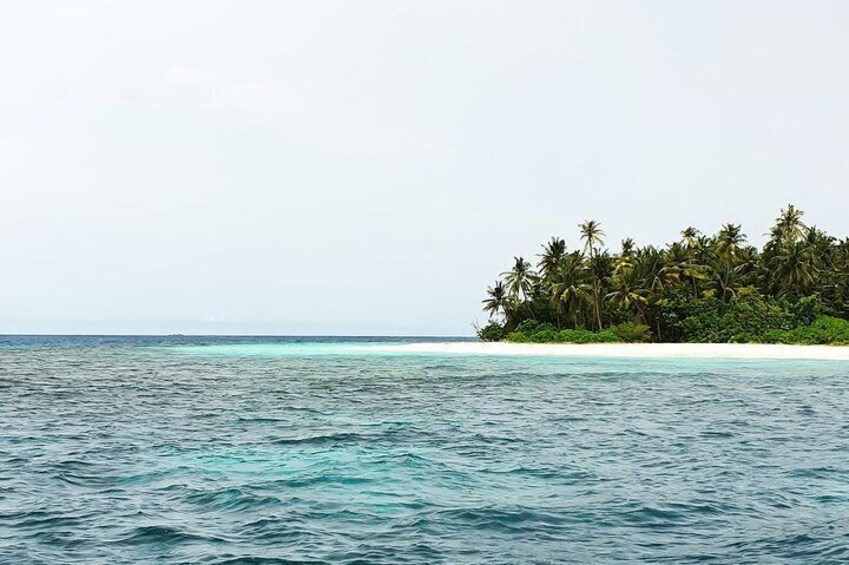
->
[[756, 316, 849, 345], [790, 296, 823, 326], [503, 324, 658, 344], [678, 295, 796, 343], [790, 316, 849, 345], [594, 329, 621, 343], [549, 328, 622, 343], [611, 322, 652, 343], [529, 328, 559, 343], [555, 329, 595, 343], [477, 322, 505, 342], [506, 331, 529, 343], [515, 320, 541, 334], [759, 329, 792, 344]]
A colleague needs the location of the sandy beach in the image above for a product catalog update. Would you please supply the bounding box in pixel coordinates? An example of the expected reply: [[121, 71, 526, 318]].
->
[[384, 342, 849, 361]]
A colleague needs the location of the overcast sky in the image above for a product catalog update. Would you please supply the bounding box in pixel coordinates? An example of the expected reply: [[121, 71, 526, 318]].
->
[[1, 1, 847, 335]]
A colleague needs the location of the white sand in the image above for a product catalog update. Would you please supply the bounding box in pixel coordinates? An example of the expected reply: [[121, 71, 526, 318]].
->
[[380, 342, 849, 360]]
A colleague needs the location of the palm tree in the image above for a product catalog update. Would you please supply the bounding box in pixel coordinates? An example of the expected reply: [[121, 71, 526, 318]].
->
[[549, 253, 591, 328], [636, 247, 678, 293], [705, 262, 742, 301], [621, 238, 636, 257], [579, 220, 605, 258], [833, 239, 849, 292], [537, 237, 566, 282], [501, 256, 538, 320], [482, 281, 509, 321], [827, 240, 849, 310], [681, 227, 701, 250], [734, 245, 760, 288], [586, 252, 613, 330], [668, 242, 706, 298], [606, 267, 648, 322], [613, 239, 635, 277], [715, 223, 746, 266], [805, 226, 836, 271], [768, 204, 807, 247], [501, 256, 536, 301], [771, 241, 816, 296]]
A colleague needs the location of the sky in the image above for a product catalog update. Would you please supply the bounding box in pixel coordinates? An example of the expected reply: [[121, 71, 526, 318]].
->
[[1, 1, 848, 335]]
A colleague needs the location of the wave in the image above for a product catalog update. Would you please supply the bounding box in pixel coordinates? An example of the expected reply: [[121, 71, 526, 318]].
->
[[5, 340, 848, 563]]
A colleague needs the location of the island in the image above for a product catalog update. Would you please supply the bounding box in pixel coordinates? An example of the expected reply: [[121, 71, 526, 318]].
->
[[477, 205, 849, 345]]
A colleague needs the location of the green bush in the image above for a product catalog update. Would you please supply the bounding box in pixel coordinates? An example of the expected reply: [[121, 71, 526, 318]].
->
[[552, 328, 618, 343], [503, 323, 655, 344], [595, 329, 621, 343], [790, 296, 824, 326], [555, 329, 593, 343], [679, 295, 795, 343], [477, 322, 505, 342], [751, 316, 849, 345], [759, 329, 792, 344], [515, 320, 541, 334], [506, 331, 529, 343], [789, 316, 849, 345], [529, 328, 559, 343], [502, 315, 849, 345], [611, 322, 652, 343]]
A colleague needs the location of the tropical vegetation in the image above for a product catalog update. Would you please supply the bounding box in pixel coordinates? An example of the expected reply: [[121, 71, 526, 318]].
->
[[478, 206, 849, 344]]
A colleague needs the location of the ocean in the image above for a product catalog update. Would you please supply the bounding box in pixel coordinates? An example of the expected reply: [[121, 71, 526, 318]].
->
[[1, 336, 847, 564]]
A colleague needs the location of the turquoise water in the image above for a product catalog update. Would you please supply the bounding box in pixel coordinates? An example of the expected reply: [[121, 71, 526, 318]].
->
[[1, 336, 848, 564]]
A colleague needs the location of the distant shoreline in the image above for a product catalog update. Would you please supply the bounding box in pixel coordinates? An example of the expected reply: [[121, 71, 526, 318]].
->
[[380, 342, 849, 360]]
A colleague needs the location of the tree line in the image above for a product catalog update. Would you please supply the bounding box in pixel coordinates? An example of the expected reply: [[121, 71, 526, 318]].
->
[[479, 205, 849, 343]]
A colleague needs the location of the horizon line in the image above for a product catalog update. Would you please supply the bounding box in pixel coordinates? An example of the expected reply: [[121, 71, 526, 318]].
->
[[0, 333, 474, 338]]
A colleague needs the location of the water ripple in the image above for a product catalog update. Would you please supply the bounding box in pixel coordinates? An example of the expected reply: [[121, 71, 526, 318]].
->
[[1, 336, 848, 563]]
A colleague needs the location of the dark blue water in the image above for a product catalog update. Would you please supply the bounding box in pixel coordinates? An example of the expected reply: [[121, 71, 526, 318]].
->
[[1, 336, 848, 564]]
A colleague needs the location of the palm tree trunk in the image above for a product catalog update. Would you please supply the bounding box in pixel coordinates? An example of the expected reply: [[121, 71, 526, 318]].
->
[[526, 300, 536, 321], [594, 288, 603, 330]]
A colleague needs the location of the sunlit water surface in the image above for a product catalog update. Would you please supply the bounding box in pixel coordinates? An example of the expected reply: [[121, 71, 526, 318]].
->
[[1, 336, 848, 564]]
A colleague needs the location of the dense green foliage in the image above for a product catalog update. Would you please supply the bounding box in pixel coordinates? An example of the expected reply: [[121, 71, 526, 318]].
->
[[758, 316, 849, 345], [479, 206, 849, 344], [505, 321, 652, 344]]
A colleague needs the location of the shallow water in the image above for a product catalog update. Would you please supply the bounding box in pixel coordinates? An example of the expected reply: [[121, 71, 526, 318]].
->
[[1, 336, 848, 564]]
